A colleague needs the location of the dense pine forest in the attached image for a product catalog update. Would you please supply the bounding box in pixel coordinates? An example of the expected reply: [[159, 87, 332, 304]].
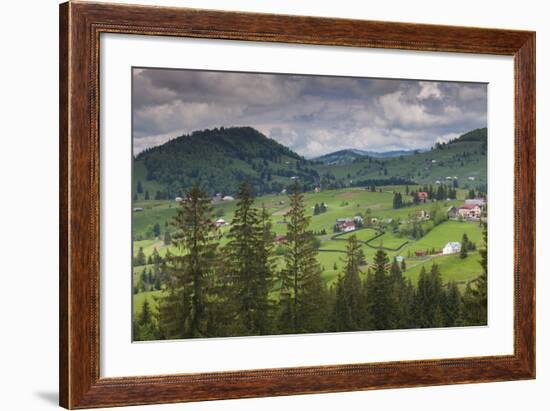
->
[[133, 181, 487, 341]]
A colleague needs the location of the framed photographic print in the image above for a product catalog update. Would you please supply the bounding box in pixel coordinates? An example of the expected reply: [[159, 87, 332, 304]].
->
[[59, 1, 535, 409]]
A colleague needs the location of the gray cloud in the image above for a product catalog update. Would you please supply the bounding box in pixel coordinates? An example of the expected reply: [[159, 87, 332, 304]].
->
[[133, 68, 487, 157]]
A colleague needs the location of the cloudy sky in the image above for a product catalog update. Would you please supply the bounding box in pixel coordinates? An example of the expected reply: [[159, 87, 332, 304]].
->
[[132, 68, 487, 158]]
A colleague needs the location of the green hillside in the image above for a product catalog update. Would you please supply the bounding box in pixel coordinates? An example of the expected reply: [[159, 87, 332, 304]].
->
[[316, 128, 487, 191], [134, 126, 318, 199], [134, 126, 487, 200]]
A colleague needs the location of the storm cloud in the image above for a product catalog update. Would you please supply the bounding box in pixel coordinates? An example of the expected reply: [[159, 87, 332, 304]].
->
[[133, 68, 487, 157]]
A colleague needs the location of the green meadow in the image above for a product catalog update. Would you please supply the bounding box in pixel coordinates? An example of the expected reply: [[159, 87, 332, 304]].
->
[[132, 186, 485, 315]]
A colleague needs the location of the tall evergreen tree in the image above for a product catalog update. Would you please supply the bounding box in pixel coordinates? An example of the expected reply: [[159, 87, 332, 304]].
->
[[255, 204, 276, 334], [225, 182, 262, 333], [331, 235, 364, 331], [415, 264, 445, 328], [443, 281, 461, 327], [133, 298, 159, 341], [367, 250, 393, 330], [135, 247, 146, 266], [279, 181, 326, 334], [388, 258, 414, 328], [462, 224, 488, 325], [225, 184, 275, 335], [159, 184, 218, 339]]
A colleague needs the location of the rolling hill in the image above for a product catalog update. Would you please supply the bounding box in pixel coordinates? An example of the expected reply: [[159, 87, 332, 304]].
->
[[134, 126, 319, 199], [134, 126, 487, 200], [313, 148, 421, 165]]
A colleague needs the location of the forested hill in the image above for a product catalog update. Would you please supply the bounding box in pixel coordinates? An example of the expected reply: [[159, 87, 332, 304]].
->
[[133, 126, 487, 200], [134, 127, 319, 198]]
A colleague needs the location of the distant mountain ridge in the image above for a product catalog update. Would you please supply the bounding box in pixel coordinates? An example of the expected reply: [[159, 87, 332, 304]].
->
[[312, 148, 423, 165]]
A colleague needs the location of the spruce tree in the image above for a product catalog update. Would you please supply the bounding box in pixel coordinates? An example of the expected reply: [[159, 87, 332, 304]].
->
[[460, 233, 469, 259], [225, 183, 271, 335], [443, 281, 461, 327], [279, 181, 326, 334], [461, 224, 488, 325], [368, 250, 393, 330], [226, 185, 277, 335], [133, 298, 159, 341], [415, 264, 445, 328], [331, 235, 364, 331], [255, 204, 276, 334], [388, 258, 414, 328], [135, 247, 146, 266], [159, 184, 218, 339]]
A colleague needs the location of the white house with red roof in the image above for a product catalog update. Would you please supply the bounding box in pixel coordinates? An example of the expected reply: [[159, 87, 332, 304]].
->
[[458, 204, 481, 220]]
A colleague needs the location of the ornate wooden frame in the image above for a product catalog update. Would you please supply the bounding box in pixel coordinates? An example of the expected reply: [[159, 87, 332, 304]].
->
[[59, 1, 535, 408]]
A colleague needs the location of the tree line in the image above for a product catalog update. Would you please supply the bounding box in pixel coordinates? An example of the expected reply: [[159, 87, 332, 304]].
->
[[133, 182, 488, 341]]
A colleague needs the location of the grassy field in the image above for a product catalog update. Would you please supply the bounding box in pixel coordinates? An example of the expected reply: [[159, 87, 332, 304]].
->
[[132, 186, 485, 312]]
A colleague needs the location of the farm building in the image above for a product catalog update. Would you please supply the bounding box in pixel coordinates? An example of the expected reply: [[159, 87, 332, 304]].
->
[[336, 218, 356, 232], [222, 195, 235, 202], [133, 207, 144, 212], [353, 215, 364, 224], [340, 221, 356, 232], [416, 191, 429, 203], [174, 197, 183, 202], [447, 206, 458, 219], [443, 242, 462, 255], [458, 204, 482, 220], [215, 218, 226, 227]]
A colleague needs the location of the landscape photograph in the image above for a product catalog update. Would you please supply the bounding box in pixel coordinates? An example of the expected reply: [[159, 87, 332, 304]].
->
[[131, 68, 488, 341]]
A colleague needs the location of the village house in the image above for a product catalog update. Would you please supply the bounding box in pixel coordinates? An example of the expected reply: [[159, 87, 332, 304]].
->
[[353, 215, 364, 224], [443, 241, 462, 255], [458, 204, 482, 220], [336, 218, 356, 232], [417, 191, 429, 203], [314, 186, 321, 193], [215, 218, 226, 227], [447, 206, 458, 219]]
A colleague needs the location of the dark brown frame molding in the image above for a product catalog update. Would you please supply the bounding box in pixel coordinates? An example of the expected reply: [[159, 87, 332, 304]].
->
[[59, 1, 536, 408]]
